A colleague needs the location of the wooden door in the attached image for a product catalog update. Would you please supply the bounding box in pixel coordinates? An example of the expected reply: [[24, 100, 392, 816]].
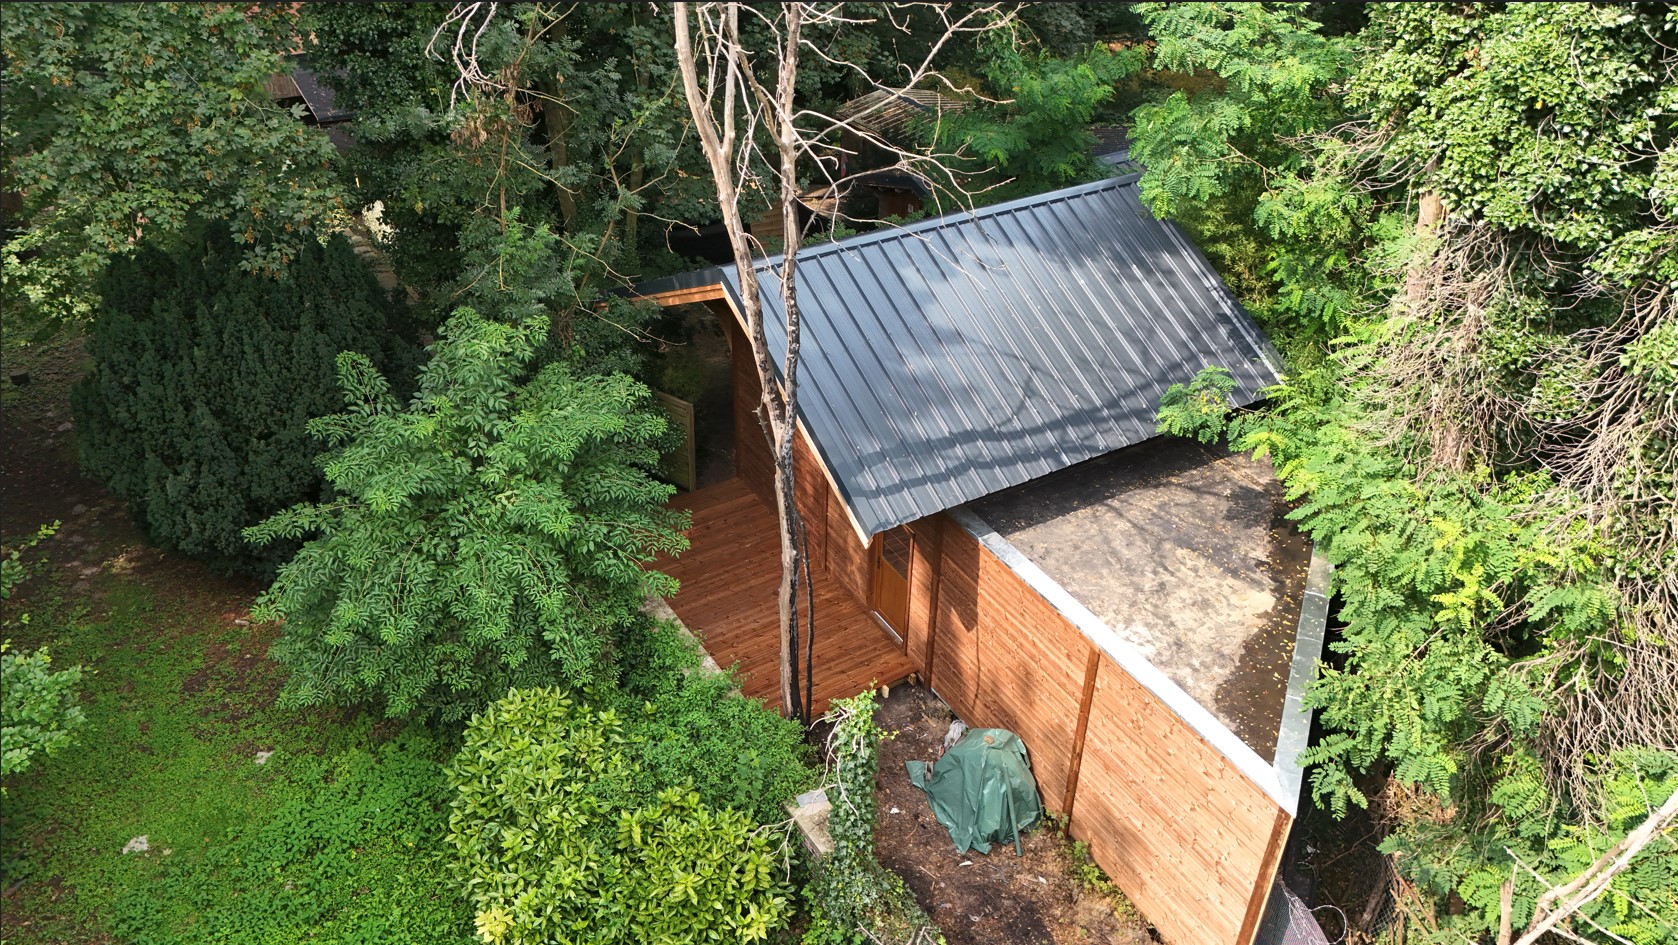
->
[[870, 526, 912, 643]]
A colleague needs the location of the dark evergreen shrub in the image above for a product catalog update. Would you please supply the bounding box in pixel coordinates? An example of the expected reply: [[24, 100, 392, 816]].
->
[[72, 224, 415, 575]]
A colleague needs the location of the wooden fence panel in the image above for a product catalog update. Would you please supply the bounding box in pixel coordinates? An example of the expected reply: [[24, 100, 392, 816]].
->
[[930, 516, 983, 717], [903, 516, 942, 675]]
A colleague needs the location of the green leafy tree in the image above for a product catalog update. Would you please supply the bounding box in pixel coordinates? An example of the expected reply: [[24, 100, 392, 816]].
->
[[929, 33, 1142, 202], [445, 687, 794, 945], [1139, 3, 1678, 938], [1, 3, 345, 336], [247, 222, 688, 721], [71, 224, 414, 576]]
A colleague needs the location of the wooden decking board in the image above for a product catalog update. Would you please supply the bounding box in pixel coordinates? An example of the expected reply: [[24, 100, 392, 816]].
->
[[656, 478, 915, 714]]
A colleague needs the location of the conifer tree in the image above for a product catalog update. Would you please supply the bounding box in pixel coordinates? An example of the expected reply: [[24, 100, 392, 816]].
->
[[72, 225, 415, 575]]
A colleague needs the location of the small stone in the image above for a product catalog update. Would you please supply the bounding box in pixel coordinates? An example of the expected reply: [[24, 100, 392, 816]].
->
[[959, 860, 973, 867], [71, 503, 88, 514], [254, 751, 274, 765], [122, 836, 149, 855], [888, 806, 901, 814], [233, 618, 251, 627], [57, 422, 73, 433]]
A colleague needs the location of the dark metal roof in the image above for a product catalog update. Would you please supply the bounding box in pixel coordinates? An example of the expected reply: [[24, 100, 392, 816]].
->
[[634, 175, 1281, 537], [292, 59, 354, 125]]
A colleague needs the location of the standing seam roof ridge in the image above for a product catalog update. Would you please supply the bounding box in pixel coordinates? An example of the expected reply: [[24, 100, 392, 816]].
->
[[859, 241, 1000, 503], [1047, 193, 1175, 445], [888, 228, 1019, 501], [987, 204, 1128, 446], [1155, 216, 1280, 399], [847, 245, 993, 504], [815, 251, 946, 519], [1013, 196, 1147, 433], [931, 219, 1069, 481], [1095, 191, 1239, 407]]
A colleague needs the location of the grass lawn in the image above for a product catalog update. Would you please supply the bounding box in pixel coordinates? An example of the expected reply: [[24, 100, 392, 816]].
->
[[1, 564, 474, 945], [1, 340, 473, 945]]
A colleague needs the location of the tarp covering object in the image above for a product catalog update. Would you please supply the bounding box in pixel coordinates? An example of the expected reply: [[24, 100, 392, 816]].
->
[[906, 728, 1042, 855]]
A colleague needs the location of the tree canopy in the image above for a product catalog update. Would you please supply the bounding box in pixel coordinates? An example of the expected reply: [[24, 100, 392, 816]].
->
[[1, 4, 345, 336]]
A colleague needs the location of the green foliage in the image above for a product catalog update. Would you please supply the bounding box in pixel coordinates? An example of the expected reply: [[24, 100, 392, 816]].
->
[[247, 221, 688, 721], [805, 692, 940, 945], [302, 3, 716, 306], [1, 3, 346, 334], [0, 642, 84, 781], [1395, 748, 1678, 945], [1142, 4, 1676, 938], [445, 686, 794, 945], [0, 576, 470, 944], [1, 523, 85, 786], [611, 621, 815, 825], [71, 223, 414, 576], [1154, 365, 1237, 444], [1, 521, 59, 625], [1129, 2, 1358, 335], [930, 34, 1141, 201], [110, 732, 472, 945]]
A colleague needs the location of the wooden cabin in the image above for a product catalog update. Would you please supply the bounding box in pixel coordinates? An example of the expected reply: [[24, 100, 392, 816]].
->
[[635, 176, 1328, 945]]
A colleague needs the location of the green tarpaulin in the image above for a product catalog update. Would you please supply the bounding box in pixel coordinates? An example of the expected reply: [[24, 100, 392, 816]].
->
[[906, 728, 1042, 856]]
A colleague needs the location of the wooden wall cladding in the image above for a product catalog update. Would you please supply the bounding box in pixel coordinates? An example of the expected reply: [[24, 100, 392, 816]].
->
[[725, 315, 776, 507], [822, 468, 871, 604], [928, 517, 1089, 815], [1071, 658, 1285, 945], [924, 513, 1287, 945], [903, 517, 942, 674], [793, 433, 830, 573]]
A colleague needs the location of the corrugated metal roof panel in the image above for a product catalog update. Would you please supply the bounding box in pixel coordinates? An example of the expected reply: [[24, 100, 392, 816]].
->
[[634, 175, 1281, 537]]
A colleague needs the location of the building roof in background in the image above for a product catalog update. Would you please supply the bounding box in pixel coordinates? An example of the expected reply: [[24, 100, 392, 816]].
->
[[1088, 124, 1135, 167], [291, 57, 354, 124], [835, 88, 963, 141], [633, 175, 1281, 537]]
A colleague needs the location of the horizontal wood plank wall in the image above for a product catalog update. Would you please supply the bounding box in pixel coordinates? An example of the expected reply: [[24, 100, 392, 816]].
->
[[793, 433, 830, 573], [823, 475, 871, 604], [930, 515, 984, 714], [1070, 658, 1285, 945], [928, 516, 1088, 815], [923, 512, 1286, 945]]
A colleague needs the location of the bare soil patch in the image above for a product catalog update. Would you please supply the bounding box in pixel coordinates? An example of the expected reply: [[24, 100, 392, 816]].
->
[[870, 685, 1154, 945]]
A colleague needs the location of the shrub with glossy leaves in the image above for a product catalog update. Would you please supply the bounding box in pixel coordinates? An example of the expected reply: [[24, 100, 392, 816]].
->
[[445, 687, 794, 945]]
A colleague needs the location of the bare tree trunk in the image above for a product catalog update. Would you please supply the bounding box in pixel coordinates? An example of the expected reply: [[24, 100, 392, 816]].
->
[[673, 1, 806, 718], [671, 1, 1009, 721]]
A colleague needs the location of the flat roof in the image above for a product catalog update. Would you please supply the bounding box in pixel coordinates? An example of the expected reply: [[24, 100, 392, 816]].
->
[[969, 437, 1312, 763]]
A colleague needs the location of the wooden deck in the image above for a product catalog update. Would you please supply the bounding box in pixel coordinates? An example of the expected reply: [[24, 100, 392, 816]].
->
[[655, 478, 915, 715]]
